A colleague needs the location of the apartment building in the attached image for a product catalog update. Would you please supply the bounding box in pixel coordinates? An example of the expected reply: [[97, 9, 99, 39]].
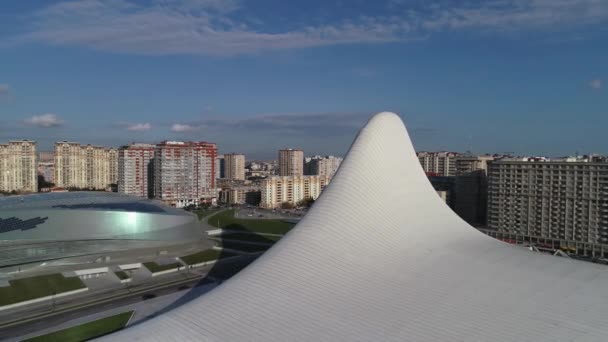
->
[[54, 141, 117, 190], [118, 143, 155, 198], [224, 153, 246, 180], [0, 140, 37, 193], [260, 175, 330, 209], [219, 186, 261, 206], [487, 160, 608, 249], [153, 141, 217, 208], [305, 155, 343, 179], [279, 149, 304, 176], [417, 152, 459, 176]]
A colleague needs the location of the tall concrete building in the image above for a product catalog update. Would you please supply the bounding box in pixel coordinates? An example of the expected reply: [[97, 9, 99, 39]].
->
[[487, 159, 608, 253], [453, 155, 494, 226], [417, 151, 459, 176], [305, 155, 343, 179], [153, 141, 217, 208], [0, 140, 38, 193], [260, 175, 330, 209], [118, 143, 155, 198], [54, 142, 117, 190], [279, 149, 304, 176], [216, 155, 225, 179], [224, 153, 246, 180]]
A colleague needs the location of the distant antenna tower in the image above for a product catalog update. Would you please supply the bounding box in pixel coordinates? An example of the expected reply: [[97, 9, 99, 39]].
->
[[466, 134, 473, 155]]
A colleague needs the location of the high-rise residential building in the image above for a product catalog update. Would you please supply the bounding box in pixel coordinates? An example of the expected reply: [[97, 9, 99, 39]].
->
[[224, 153, 246, 180], [0, 140, 38, 193], [417, 151, 459, 176], [452, 155, 494, 226], [487, 159, 608, 250], [153, 141, 217, 208], [305, 155, 343, 178], [54, 142, 117, 190], [216, 155, 225, 179], [279, 149, 304, 176], [118, 143, 155, 198], [260, 175, 330, 209]]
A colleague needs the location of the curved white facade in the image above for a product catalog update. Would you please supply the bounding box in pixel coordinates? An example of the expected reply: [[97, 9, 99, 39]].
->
[[109, 112, 608, 341]]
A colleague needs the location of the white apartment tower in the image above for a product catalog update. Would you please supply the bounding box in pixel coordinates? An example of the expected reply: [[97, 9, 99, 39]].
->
[[153, 141, 217, 208], [118, 143, 155, 198], [279, 149, 304, 176], [0, 140, 38, 193], [224, 153, 246, 180]]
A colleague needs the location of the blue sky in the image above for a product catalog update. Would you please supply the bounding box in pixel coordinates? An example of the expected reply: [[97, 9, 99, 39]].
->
[[0, 0, 606, 159]]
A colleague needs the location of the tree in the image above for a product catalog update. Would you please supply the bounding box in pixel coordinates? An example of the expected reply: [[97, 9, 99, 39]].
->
[[281, 202, 294, 209], [296, 197, 315, 208]]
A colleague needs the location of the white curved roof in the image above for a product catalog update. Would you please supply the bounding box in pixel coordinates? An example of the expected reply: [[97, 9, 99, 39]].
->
[[108, 112, 608, 341]]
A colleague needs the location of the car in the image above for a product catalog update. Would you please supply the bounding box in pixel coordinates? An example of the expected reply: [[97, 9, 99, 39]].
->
[[142, 294, 157, 300], [258, 214, 264, 217], [247, 214, 253, 217]]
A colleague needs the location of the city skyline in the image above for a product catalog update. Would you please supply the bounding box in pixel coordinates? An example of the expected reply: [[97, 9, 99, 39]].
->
[[0, 0, 607, 159]]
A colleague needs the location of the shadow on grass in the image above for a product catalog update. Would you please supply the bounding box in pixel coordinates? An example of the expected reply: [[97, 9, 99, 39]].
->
[[127, 224, 281, 328]]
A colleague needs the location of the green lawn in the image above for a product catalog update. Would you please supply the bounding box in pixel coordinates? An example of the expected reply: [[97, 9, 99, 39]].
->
[[24, 310, 134, 342], [216, 240, 274, 253], [180, 249, 237, 265], [208, 210, 295, 235], [114, 271, 129, 280], [143, 262, 182, 273], [193, 208, 220, 220], [0, 274, 86, 306], [221, 232, 281, 243]]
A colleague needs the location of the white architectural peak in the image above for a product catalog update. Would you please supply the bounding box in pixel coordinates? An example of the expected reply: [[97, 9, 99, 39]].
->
[[108, 112, 608, 341]]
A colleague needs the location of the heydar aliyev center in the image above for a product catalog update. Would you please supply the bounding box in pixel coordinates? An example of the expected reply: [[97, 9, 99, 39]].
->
[[108, 112, 608, 341]]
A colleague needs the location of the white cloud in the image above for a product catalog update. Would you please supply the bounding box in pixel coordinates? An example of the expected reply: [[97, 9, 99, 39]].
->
[[171, 123, 198, 132], [589, 79, 602, 90], [4, 0, 608, 56], [25, 113, 64, 127], [126, 122, 152, 131]]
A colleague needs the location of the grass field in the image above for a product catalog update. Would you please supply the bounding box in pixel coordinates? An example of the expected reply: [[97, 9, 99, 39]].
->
[[143, 262, 182, 273], [114, 271, 129, 280], [180, 249, 236, 265], [208, 210, 294, 235], [0, 274, 86, 306], [193, 208, 220, 220], [24, 310, 134, 342], [221, 232, 281, 243], [217, 240, 274, 253]]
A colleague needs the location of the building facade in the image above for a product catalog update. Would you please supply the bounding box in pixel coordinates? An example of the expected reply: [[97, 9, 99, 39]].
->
[[279, 149, 304, 176], [118, 143, 155, 198], [260, 175, 330, 209], [0, 140, 38, 193], [305, 156, 343, 178], [487, 160, 608, 248], [452, 155, 494, 226], [54, 142, 117, 190], [224, 153, 246, 180], [153, 141, 217, 208], [219, 186, 261, 206], [417, 152, 459, 176]]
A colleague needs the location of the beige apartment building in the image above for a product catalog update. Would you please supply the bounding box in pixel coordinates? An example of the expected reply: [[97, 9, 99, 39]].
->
[[118, 143, 155, 198], [261, 175, 330, 209], [0, 140, 38, 193], [54, 141, 118, 190], [417, 151, 459, 176], [224, 153, 246, 180], [279, 149, 304, 176]]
